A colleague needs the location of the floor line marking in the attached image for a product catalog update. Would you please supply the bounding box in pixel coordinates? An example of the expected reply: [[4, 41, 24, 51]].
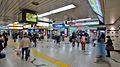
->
[[8, 40, 72, 67]]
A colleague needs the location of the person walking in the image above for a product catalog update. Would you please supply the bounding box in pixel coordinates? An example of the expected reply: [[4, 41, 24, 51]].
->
[[72, 32, 76, 47], [0, 35, 6, 58], [3, 33, 8, 48], [81, 35, 86, 51], [77, 35, 81, 47], [19, 34, 32, 61], [13, 31, 17, 42], [33, 34, 37, 47], [106, 36, 113, 57], [0, 35, 4, 52], [56, 35, 60, 47]]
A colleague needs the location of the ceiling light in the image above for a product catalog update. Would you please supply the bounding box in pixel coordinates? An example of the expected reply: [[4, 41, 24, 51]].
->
[[38, 4, 76, 17], [72, 18, 92, 22], [14, 22, 18, 24], [50, 4, 76, 14], [38, 12, 52, 17], [110, 27, 115, 30]]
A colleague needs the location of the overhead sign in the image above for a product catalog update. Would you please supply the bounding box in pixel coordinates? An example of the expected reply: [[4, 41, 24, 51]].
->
[[37, 22, 49, 26], [53, 24, 65, 27], [97, 27, 106, 30], [68, 22, 75, 25], [0, 26, 8, 29], [18, 9, 38, 23], [24, 24, 31, 28], [8, 27, 23, 29], [26, 13, 37, 22], [74, 20, 99, 26], [69, 27, 78, 29], [8, 24, 23, 27]]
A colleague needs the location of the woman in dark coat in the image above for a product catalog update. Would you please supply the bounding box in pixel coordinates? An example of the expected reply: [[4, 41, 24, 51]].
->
[[106, 36, 113, 57], [0, 35, 4, 52], [72, 32, 76, 47]]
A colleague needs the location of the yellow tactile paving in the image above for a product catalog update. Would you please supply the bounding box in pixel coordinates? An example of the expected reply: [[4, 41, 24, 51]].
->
[[8, 40, 72, 67]]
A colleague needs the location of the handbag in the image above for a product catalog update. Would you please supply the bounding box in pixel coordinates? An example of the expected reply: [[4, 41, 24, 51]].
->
[[72, 39, 75, 42], [106, 46, 114, 51], [17, 51, 21, 56], [81, 40, 84, 44]]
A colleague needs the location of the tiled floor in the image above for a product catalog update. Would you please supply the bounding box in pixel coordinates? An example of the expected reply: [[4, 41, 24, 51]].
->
[[0, 38, 120, 67]]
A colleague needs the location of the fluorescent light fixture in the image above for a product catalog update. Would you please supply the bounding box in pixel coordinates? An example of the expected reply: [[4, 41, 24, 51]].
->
[[73, 18, 92, 22], [110, 27, 115, 30], [38, 4, 76, 17], [50, 4, 76, 13], [7, 24, 13, 26], [14, 22, 18, 24], [38, 12, 52, 17]]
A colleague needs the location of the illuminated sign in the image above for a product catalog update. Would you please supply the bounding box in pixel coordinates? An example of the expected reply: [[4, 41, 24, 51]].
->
[[69, 27, 78, 29], [53, 24, 65, 27], [18, 13, 22, 22], [88, 0, 102, 16], [24, 24, 31, 28], [18, 9, 38, 23], [37, 22, 52, 27], [68, 22, 75, 25], [8, 27, 23, 29], [72, 20, 99, 26], [0, 26, 8, 29], [26, 13, 37, 22]]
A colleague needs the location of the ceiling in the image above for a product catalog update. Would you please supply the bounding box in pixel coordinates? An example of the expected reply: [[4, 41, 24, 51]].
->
[[0, 0, 97, 25], [104, 0, 120, 24]]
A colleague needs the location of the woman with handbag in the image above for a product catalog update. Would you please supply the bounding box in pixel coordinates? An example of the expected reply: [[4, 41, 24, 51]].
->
[[106, 36, 113, 57], [81, 35, 86, 51]]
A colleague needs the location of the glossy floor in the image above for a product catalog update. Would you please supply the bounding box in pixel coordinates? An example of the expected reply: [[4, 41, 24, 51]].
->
[[0, 38, 120, 67]]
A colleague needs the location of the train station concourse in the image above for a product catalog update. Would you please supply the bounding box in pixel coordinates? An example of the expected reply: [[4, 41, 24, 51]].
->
[[0, 0, 120, 67]]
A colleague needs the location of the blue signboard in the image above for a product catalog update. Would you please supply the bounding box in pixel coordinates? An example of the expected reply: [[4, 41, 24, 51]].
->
[[97, 27, 106, 30], [0, 26, 7, 29], [53, 24, 65, 27]]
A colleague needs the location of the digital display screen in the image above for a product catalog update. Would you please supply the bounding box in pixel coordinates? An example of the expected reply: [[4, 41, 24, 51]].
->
[[88, 0, 103, 17], [18, 13, 22, 22], [97, 15, 104, 23], [26, 13, 37, 22]]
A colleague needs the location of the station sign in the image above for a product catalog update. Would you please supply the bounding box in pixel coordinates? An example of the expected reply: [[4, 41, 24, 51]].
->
[[0, 26, 8, 29], [53, 24, 65, 27], [97, 27, 106, 30], [67, 22, 75, 25], [8, 27, 23, 29], [72, 20, 99, 26], [24, 24, 31, 28]]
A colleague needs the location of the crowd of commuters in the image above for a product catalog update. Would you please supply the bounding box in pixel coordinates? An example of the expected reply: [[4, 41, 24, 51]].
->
[[70, 31, 89, 52], [0, 30, 117, 66]]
